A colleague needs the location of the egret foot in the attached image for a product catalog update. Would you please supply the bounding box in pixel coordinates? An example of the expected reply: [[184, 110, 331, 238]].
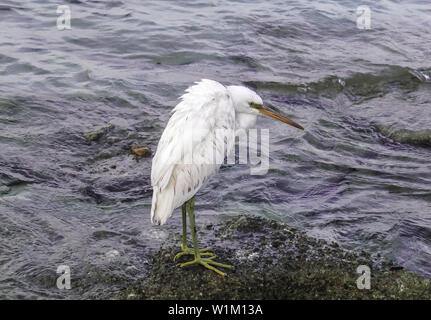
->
[[179, 256, 232, 276], [177, 196, 232, 276], [174, 247, 214, 261]]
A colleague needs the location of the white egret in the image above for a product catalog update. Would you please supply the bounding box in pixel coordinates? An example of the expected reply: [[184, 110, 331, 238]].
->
[[151, 79, 303, 276]]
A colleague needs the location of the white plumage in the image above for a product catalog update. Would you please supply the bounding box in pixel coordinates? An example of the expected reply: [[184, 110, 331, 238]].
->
[[151, 79, 235, 225]]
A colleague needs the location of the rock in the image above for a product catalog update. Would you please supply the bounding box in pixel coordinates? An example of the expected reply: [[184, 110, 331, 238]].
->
[[80, 186, 104, 204], [84, 123, 115, 142], [131, 145, 151, 157], [0, 185, 10, 195], [330, 241, 339, 248], [93, 230, 120, 240], [125, 265, 139, 275], [115, 215, 431, 300], [105, 250, 120, 259]]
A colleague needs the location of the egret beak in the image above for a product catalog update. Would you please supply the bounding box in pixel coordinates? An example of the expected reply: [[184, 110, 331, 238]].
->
[[253, 104, 304, 130]]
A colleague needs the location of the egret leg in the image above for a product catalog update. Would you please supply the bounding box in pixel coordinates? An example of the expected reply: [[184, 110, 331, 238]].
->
[[181, 203, 188, 250], [174, 200, 213, 261], [178, 196, 232, 276]]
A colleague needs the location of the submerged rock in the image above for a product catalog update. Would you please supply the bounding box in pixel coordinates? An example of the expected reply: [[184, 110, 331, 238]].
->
[[0, 185, 10, 195], [84, 123, 115, 142], [105, 250, 120, 259], [115, 215, 431, 300]]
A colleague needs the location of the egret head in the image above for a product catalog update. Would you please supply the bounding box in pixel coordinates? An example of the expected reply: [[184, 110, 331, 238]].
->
[[227, 85, 304, 130]]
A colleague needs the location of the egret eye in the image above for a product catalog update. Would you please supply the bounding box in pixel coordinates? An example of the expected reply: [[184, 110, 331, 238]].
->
[[249, 102, 262, 109]]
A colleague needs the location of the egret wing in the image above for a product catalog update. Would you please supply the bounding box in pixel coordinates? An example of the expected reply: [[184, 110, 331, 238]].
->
[[151, 79, 234, 191]]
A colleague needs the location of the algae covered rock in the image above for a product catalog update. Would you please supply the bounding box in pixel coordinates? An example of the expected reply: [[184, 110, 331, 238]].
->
[[84, 123, 115, 142], [115, 215, 431, 300]]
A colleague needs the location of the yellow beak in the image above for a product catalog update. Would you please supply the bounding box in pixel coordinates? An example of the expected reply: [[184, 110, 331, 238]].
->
[[255, 106, 304, 130]]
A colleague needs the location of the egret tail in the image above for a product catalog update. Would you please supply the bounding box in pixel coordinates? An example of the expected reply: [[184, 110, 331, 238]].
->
[[151, 185, 175, 225]]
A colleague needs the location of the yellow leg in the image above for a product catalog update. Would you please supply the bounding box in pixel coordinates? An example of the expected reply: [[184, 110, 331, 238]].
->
[[174, 203, 214, 261], [176, 196, 232, 276]]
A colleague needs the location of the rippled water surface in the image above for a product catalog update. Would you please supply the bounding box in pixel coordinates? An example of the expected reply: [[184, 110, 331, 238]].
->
[[0, 0, 430, 299]]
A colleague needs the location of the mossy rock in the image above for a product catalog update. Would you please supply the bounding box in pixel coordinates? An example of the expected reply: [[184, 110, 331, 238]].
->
[[115, 216, 431, 300]]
